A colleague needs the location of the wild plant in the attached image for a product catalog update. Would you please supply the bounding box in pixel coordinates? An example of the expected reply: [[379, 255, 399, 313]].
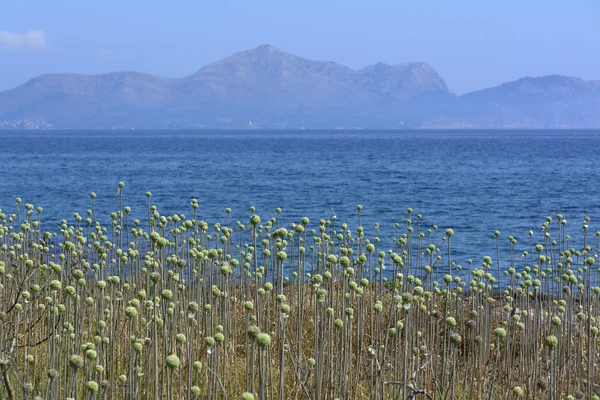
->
[[0, 186, 598, 399]]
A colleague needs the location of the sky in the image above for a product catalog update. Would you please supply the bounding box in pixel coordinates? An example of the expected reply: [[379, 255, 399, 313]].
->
[[0, 0, 599, 94]]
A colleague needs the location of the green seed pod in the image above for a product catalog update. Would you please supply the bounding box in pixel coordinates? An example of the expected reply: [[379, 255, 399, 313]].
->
[[205, 336, 215, 347], [495, 328, 507, 339], [248, 325, 260, 339], [546, 335, 558, 349], [85, 349, 97, 360], [69, 355, 84, 370], [255, 333, 271, 348], [86, 381, 99, 393], [450, 333, 462, 345], [188, 302, 199, 312], [166, 354, 180, 369], [374, 301, 383, 312], [276, 251, 287, 261], [125, 306, 138, 318], [511, 386, 524, 397]]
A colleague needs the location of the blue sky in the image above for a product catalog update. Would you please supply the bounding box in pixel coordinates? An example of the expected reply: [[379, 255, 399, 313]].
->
[[1, 0, 598, 94]]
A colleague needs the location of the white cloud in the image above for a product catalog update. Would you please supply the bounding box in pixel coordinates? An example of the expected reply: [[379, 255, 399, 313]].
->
[[0, 30, 47, 51]]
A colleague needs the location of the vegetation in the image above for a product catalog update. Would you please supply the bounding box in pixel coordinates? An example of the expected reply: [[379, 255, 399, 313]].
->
[[1, 183, 599, 399]]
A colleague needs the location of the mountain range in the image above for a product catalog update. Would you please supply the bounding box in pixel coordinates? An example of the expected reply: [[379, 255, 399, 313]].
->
[[1, 44, 599, 129]]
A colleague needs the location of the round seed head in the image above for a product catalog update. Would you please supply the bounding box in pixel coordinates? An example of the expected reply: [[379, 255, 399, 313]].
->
[[85, 349, 97, 360], [248, 325, 260, 339], [69, 355, 84, 370], [166, 354, 180, 369], [511, 386, 524, 397], [255, 333, 271, 348], [546, 335, 558, 349], [450, 333, 462, 345], [125, 306, 138, 318], [86, 381, 99, 393], [494, 328, 507, 339]]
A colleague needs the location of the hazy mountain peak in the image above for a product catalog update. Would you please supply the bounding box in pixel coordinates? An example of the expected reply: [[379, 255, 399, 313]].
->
[[358, 61, 449, 100], [248, 43, 285, 53], [190, 44, 352, 83]]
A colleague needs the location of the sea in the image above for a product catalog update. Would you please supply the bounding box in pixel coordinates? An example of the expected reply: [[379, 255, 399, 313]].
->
[[1, 129, 599, 277]]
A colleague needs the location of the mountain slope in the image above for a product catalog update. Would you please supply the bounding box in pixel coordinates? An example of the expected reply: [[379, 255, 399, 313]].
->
[[0, 45, 598, 129], [420, 75, 600, 128], [0, 72, 174, 127]]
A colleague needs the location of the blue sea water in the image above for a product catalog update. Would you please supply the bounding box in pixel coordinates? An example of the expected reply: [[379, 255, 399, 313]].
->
[[1, 129, 599, 274]]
